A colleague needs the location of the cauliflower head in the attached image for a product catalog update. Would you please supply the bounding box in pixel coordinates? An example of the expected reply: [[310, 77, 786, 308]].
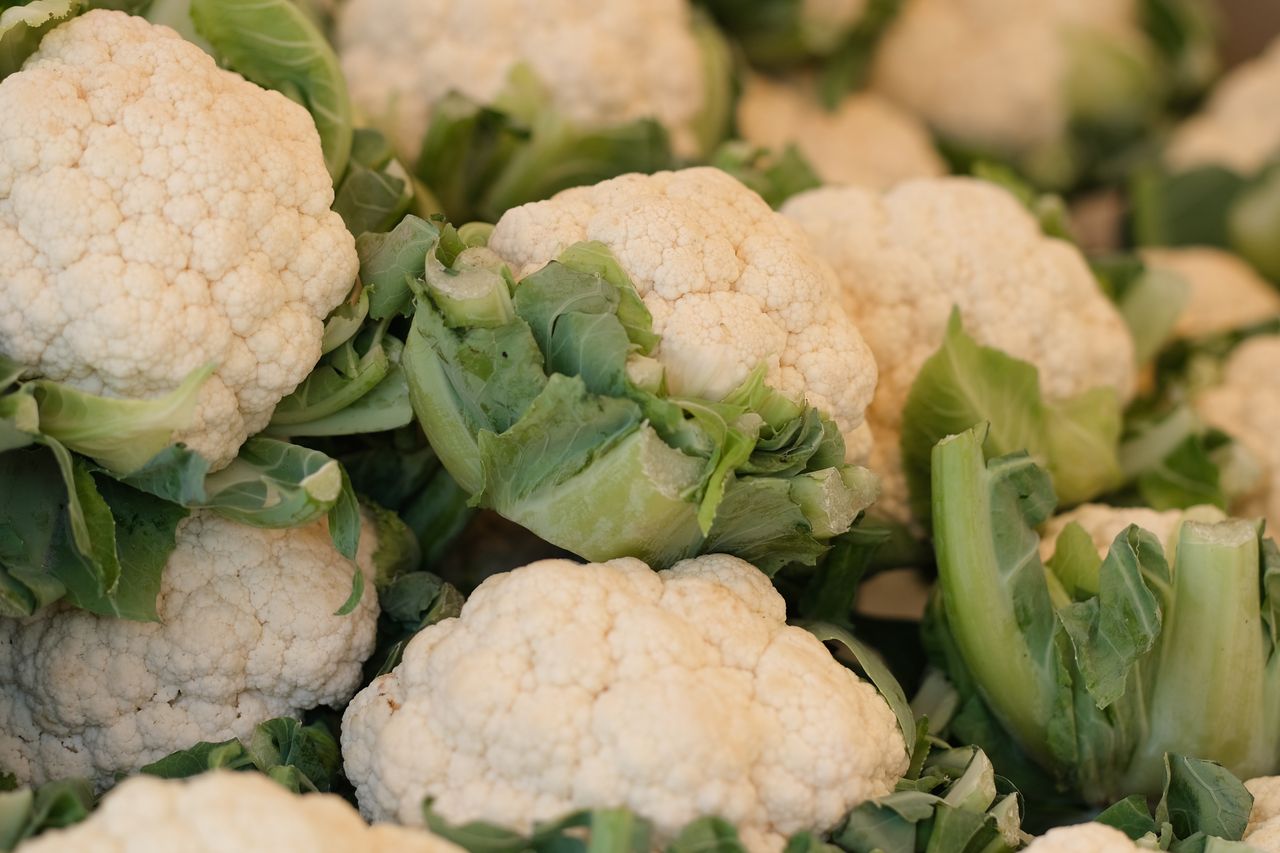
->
[[341, 554, 909, 853], [335, 0, 710, 161], [17, 771, 462, 853], [1246, 776, 1280, 851], [0, 511, 379, 789], [782, 177, 1134, 519], [735, 75, 946, 190], [0, 11, 357, 471], [870, 0, 1149, 161], [1194, 335, 1280, 531], [1166, 37, 1280, 174], [488, 167, 878, 459], [1036, 502, 1213, 564], [1142, 247, 1280, 339], [1023, 823, 1143, 852]]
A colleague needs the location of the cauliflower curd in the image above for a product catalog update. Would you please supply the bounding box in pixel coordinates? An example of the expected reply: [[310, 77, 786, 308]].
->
[[342, 554, 909, 853], [0, 512, 379, 789], [0, 11, 358, 470], [783, 177, 1135, 519], [335, 0, 712, 161], [488, 167, 878, 458]]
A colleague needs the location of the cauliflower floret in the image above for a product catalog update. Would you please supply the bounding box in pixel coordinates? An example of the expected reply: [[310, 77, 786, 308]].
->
[[1245, 776, 1280, 851], [488, 168, 878, 456], [0, 512, 379, 789], [341, 554, 909, 853], [870, 0, 1147, 157], [1037, 503, 1195, 563], [335, 0, 709, 161], [1166, 37, 1280, 174], [782, 177, 1134, 520], [0, 11, 357, 470], [735, 74, 946, 190], [1142, 247, 1280, 339], [1023, 823, 1143, 852], [17, 771, 462, 853], [1194, 335, 1280, 530]]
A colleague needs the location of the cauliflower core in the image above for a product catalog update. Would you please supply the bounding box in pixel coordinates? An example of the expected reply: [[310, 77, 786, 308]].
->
[[1142, 247, 1280, 339], [0, 512, 379, 789], [341, 555, 909, 853], [736, 75, 946, 190], [1166, 37, 1280, 174], [19, 771, 462, 853], [335, 0, 709, 161], [0, 11, 358, 470], [1194, 336, 1280, 531], [1023, 822, 1144, 852], [782, 177, 1135, 520], [870, 0, 1145, 155], [488, 168, 878, 459]]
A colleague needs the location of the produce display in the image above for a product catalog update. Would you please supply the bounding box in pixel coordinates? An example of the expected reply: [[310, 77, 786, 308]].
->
[[3, 0, 1280, 851]]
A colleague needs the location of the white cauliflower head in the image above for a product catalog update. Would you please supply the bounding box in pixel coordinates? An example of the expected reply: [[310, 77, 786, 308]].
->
[[335, 0, 711, 161], [341, 554, 909, 853], [1023, 822, 1143, 852], [870, 0, 1148, 157], [0, 11, 357, 471], [0, 512, 379, 789], [1245, 776, 1280, 851], [17, 771, 463, 853], [735, 74, 946, 190], [1142, 247, 1280, 339], [1037, 502, 1205, 564], [1194, 335, 1280, 531], [1166, 37, 1280, 174], [489, 168, 878, 459], [782, 177, 1134, 520]]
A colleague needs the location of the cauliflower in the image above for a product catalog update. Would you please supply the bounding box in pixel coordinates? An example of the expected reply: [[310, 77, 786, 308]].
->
[[1143, 247, 1280, 339], [341, 554, 909, 853], [489, 167, 877, 457], [1246, 776, 1280, 851], [735, 74, 947, 190], [1023, 823, 1143, 852], [0, 511, 379, 789], [782, 177, 1134, 520], [16, 771, 462, 853], [1036, 502, 1225, 566], [870, 0, 1156, 187], [1194, 335, 1280, 530], [335, 0, 712, 162], [0, 11, 357, 471], [1166, 38, 1280, 175]]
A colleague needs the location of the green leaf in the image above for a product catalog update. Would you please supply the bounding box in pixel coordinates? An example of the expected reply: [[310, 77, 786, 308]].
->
[[200, 437, 344, 528], [140, 738, 251, 778], [1096, 795, 1158, 839], [270, 336, 392, 428], [1131, 166, 1250, 251], [245, 719, 340, 793], [708, 142, 821, 209], [665, 817, 743, 853], [358, 216, 440, 320], [0, 778, 93, 852], [333, 158, 413, 237], [1158, 756, 1254, 842], [0, 0, 81, 81], [190, 0, 352, 180], [1046, 522, 1104, 600], [29, 362, 213, 475], [1228, 166, 1280, 282]]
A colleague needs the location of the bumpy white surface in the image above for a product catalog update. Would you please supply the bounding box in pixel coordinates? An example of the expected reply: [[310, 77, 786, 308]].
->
[[0, 11, 357, 470], [17, 771, 462, 853], [1195, 335, 1280, 530], [1023, 822, 1142, 852], [489, 168, 878, 458], [736, 75, 946, 190], [783, 177, 1134, 520], [1037, 503, 1188, 563], [1142, 247, 1280, 339], [1245, 776, 1280, 851], [342, 555, 909, 853], [1167, 37, 1280, 174], [335, 0, 708, 160], [870, 0, 1143, 154], [0, 513, 379, 789]]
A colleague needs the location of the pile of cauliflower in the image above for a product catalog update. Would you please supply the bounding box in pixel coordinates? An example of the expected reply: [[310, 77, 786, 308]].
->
[[4, 0, 1280, 851]]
